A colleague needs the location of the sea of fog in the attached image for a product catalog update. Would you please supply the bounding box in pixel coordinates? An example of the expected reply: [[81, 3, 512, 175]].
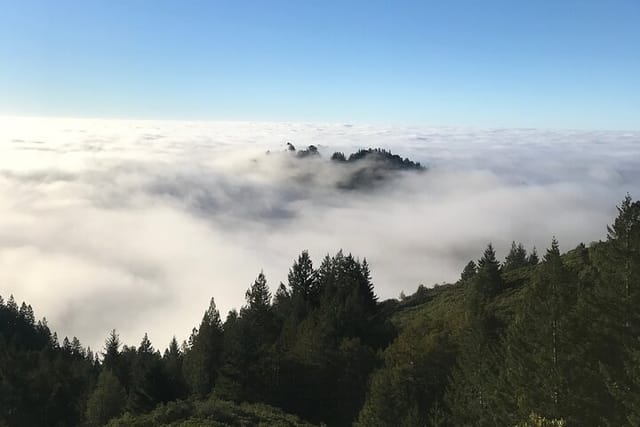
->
[[1, 116, 639, 350]]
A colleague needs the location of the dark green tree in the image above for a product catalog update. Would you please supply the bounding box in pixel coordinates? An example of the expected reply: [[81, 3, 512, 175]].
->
[[498, 238, 585, 425], [183, 298, 224, 397], [288, 250, 317, 301], [102, 329, 121, 372], [245, 271, 272, 312], [162, 337, 187, 401], [127, 333, 166, 412], [460, 260, 477, 282], [503, 241, 529, 272], [85, 369, 126, 426], [467, 243, 503, 308], [585, 195, 640, 424], [528, 247, 540, 265], [446, 317, 501, 426]]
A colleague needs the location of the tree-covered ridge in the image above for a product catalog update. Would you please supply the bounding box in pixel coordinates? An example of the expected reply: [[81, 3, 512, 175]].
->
[[281, 143, 424, 189], [1, 196, 640, 426], [330, 147, 424, 171]]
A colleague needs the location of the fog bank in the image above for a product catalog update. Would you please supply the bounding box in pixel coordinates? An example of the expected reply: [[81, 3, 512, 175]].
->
[[1, 116, 638, 350]]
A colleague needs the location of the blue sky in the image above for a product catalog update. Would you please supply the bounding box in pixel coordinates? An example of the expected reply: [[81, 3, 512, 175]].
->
[[0, 0, 638, 129]]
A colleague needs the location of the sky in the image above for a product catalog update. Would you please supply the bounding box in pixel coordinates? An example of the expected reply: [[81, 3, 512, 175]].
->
[[0, 0, 638, 129]]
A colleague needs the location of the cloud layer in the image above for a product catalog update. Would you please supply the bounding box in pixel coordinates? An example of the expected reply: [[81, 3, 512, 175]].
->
[[1, 116, 639, 350]]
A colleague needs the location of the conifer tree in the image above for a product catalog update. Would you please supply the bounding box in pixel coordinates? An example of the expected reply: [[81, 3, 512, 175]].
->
[[446, 317, 501, 426], [103, 329, 121, 371], [469, 243, 503, 304], [128, 333, 166, 412], [183, 298, 224, 396], [163, 336, 187, 400], [288, 250, 316, 300], [85, 369, 126, 426], [244, 271, 272, 312], [504, 241, 529, 272], [71, 336, 84, 358], [586, 195, 640, 424], [6, 295, 17, 312], [498, 238, 585, 425], [460, 260, 477, 281], [360, 258, 378, 306]]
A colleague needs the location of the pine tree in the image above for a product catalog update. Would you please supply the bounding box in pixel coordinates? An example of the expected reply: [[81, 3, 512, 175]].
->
[[183, 298, 224, 396], [460, 260, 477, 282], [586, 195, 640, 424], [18, 303, 35, 325], [128, 333, 166, 412], [71, 336, 84, 358], [498, 238, 585, 424], [62, 336, 71, 353], [478, 243, 500, 271], [6, 295, 17, 312], [605, 194, 640, 327], [103, 329, 121, 371], [245, 271, 272, 312], [288, 250, 316, 300], [163, 336, 187, 400], [504, 241, 529, 272], [446, 317, 501, 426], [469, 243, 503, 305], [85, 369, 126, 426], [360, 258, 378, 306]]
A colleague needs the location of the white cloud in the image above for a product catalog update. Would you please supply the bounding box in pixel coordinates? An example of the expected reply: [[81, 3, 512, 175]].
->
[[0, 116, 638, 350]]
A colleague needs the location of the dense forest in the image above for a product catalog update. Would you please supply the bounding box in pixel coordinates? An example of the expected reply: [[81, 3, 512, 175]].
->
[[1, 195, 640, 426]]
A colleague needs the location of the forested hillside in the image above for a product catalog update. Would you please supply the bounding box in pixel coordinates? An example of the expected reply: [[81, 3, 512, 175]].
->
[[1, 195, 639, 426]]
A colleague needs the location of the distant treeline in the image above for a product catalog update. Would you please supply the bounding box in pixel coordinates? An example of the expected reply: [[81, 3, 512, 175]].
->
[[282, 143, 424, 189], [285, 142, 424, 170], [1, 195, 640, 426]]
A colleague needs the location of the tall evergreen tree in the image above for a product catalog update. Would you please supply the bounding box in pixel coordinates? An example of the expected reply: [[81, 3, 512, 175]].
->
[[162, 336, 187, 401], [85, 369, 126, 426], [446, 317, 501, 426], [498, 238, 585, 425], [460, 260, 477, 282], [288, 250, 317, 301], [244, 271, 272, 313], [468, 243, 503, 308], [504, 241, 529, 272], [528, 247, 540, 265], [127, 333, 166, 412], [183, 298, 224, 397], [103, 329, 121, 371], [585, 195, 640, 424]]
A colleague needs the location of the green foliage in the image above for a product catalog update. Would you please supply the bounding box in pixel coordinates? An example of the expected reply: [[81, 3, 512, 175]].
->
[[460, 260, 477, 282], [497, 238, 586, 424], [357, 318, 456, 427], [86, 369, 127, 426], [0, 296, 96, 426], [515, 413, 566, 427], [183, 299, 224, 397], [106, 396, 316, 426], [504, 241, 530, 272]]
